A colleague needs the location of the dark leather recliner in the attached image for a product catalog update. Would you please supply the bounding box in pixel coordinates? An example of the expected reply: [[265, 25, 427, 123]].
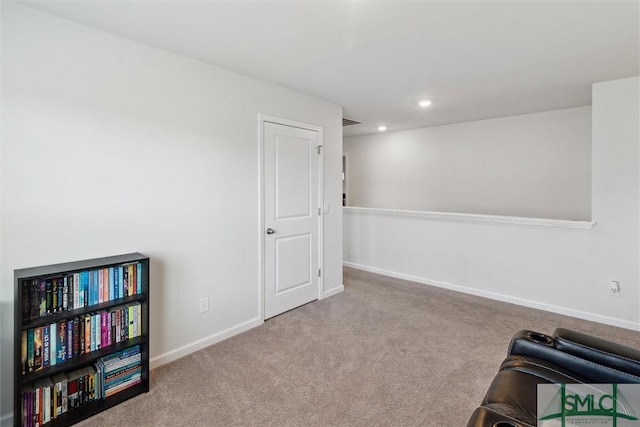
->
[[467, 328, 640, 427]]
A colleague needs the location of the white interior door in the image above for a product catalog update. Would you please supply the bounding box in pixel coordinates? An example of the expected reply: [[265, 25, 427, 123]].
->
[[264, 121, 320, 319]]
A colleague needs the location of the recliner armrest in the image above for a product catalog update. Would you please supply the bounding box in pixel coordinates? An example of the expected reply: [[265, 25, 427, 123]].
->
[[507, 329, 640, 383], [553, 328, 640, 377]]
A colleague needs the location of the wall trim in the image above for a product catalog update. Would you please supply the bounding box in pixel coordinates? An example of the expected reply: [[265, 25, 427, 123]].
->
[[150, 317, 263, 370], [344, 261, 640, 331], [343, 206, 595, 230], [323, 285, 344, 299]]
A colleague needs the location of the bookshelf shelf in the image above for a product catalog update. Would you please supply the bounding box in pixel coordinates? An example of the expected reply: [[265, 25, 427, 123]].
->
[[14, 253, 150, 427]]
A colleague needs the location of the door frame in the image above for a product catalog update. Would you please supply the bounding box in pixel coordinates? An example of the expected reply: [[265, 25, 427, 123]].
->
[[258, 114, 324, 322]]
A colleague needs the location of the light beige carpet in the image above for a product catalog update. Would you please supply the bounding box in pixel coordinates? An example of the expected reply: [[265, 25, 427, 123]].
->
[[79, 267, 640, 426]]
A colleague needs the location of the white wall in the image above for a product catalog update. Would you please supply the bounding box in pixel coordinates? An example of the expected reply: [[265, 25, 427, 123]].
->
[[345, 107, 592, 221], [344, 77, 640, 330], [0, 3, 343, 421]]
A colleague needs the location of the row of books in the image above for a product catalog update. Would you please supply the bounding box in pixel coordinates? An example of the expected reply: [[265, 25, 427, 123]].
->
[[21, 346, 142, 427], [22, 303, 143, 375], [21, 262, 143, 321]]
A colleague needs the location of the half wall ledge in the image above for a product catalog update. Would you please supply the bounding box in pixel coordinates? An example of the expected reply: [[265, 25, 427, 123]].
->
[[343, 207, 595, 230]]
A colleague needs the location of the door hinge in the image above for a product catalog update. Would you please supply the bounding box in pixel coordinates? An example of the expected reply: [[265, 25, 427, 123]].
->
[[318, 207, 321, 215], [318, 268, 322, 277], [316, 145, 323, 154]]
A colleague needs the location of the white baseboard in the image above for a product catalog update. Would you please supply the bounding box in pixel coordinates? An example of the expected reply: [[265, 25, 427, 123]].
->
[[323, 285, 344, 299], [150, 317, 263, 370], [344, 261, 640, 331], [1, 412, 13, 427]]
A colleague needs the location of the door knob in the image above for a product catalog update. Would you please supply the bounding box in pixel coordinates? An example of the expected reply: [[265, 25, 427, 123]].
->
[[266, 228, 275, 235]]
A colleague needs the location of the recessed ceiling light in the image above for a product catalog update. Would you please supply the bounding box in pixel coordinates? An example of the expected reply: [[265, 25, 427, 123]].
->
[[418, 100, 432, 108], [378, 126, 387, 132]]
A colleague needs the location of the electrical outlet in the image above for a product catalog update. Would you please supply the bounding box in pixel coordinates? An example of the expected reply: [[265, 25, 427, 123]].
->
[[199, 297, 209, 313], [609, 281, 620, 297]]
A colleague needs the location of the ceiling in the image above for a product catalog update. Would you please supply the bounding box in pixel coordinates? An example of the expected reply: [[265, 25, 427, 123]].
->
[[20, 1, 640, 137]]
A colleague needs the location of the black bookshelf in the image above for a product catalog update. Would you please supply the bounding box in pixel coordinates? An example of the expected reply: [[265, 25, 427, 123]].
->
[[14, 253, 150, 427]]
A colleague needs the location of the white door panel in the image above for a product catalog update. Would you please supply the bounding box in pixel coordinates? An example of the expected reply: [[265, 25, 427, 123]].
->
[[264, 121, 320, 319], [275, 233, 311, 294]]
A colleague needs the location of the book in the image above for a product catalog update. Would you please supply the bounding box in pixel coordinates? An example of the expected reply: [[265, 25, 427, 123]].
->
[[66, 368, 86, 409], [72, 317, 80, 358], [62, 276, 68, 311], [38, 280, 46, 318], [57, 320, 67, 364], [105, 374, 141, 398], [29, 280, 39, 320], [93, 270, 99, 306], [57, 278, 63, 313], [88, 271, 94, 307], [128, 304, 134, 338], [27, 328, 35, 372], [22, 383, 34, 426], [45, 280, 52, 315], [43, 326, 50, 368], [84, 314, 91, 354], [104, 362, 141, 382], [123, 267, 128, 298], [128, 264, 135, 296], [21, 281, 30, 321], [52, 373, 68, 416], [133, 304, 138, 337], [98, 269, 104, 304], [105, 370, 141, 390], [49, 323, 57, 367], [101, 311, 108, 348], [79, 315, 85, 354], [73, 273, 80, 310], [52, 278, 58, 313], [21, 330, 27, 375], [33, 327, 43, 371], [79, 271, 88, 307], [95, 313, 101, 350], [101, 345, 141, 366], [68, 274, 75, 311], [115, 309, 121, 343], [67, 319, 74, 360], [90, 314, 98, 351], [109, 267, 115, 302]]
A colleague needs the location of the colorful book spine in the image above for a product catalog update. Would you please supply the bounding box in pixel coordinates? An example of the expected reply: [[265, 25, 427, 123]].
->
[[51, 279, 58, 314], [21, 330, 27, 375], [67, 319, 74, 360], [95, 313, 101, 350], [84, 315, 91, 354], [109, 268, 115, 302], [38, 280, 46, 318], [27, 329, 35, 373], [72, 318, 80, 358], [73, 273, 80, 310], [123, 267, 128, 298], [93, 270, 99, 305], [49, 323, 57, 367], [33, 327, 42, 371], [90, 315, 97, 351], [45, 280, 52, 315], [137, 263, 142, 294], [43, 326, 50, 368], [57, 278, 63, 313], [117, 267, 124, 299], [98, 270, 104, 304], [57, 320, 67, 364]]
